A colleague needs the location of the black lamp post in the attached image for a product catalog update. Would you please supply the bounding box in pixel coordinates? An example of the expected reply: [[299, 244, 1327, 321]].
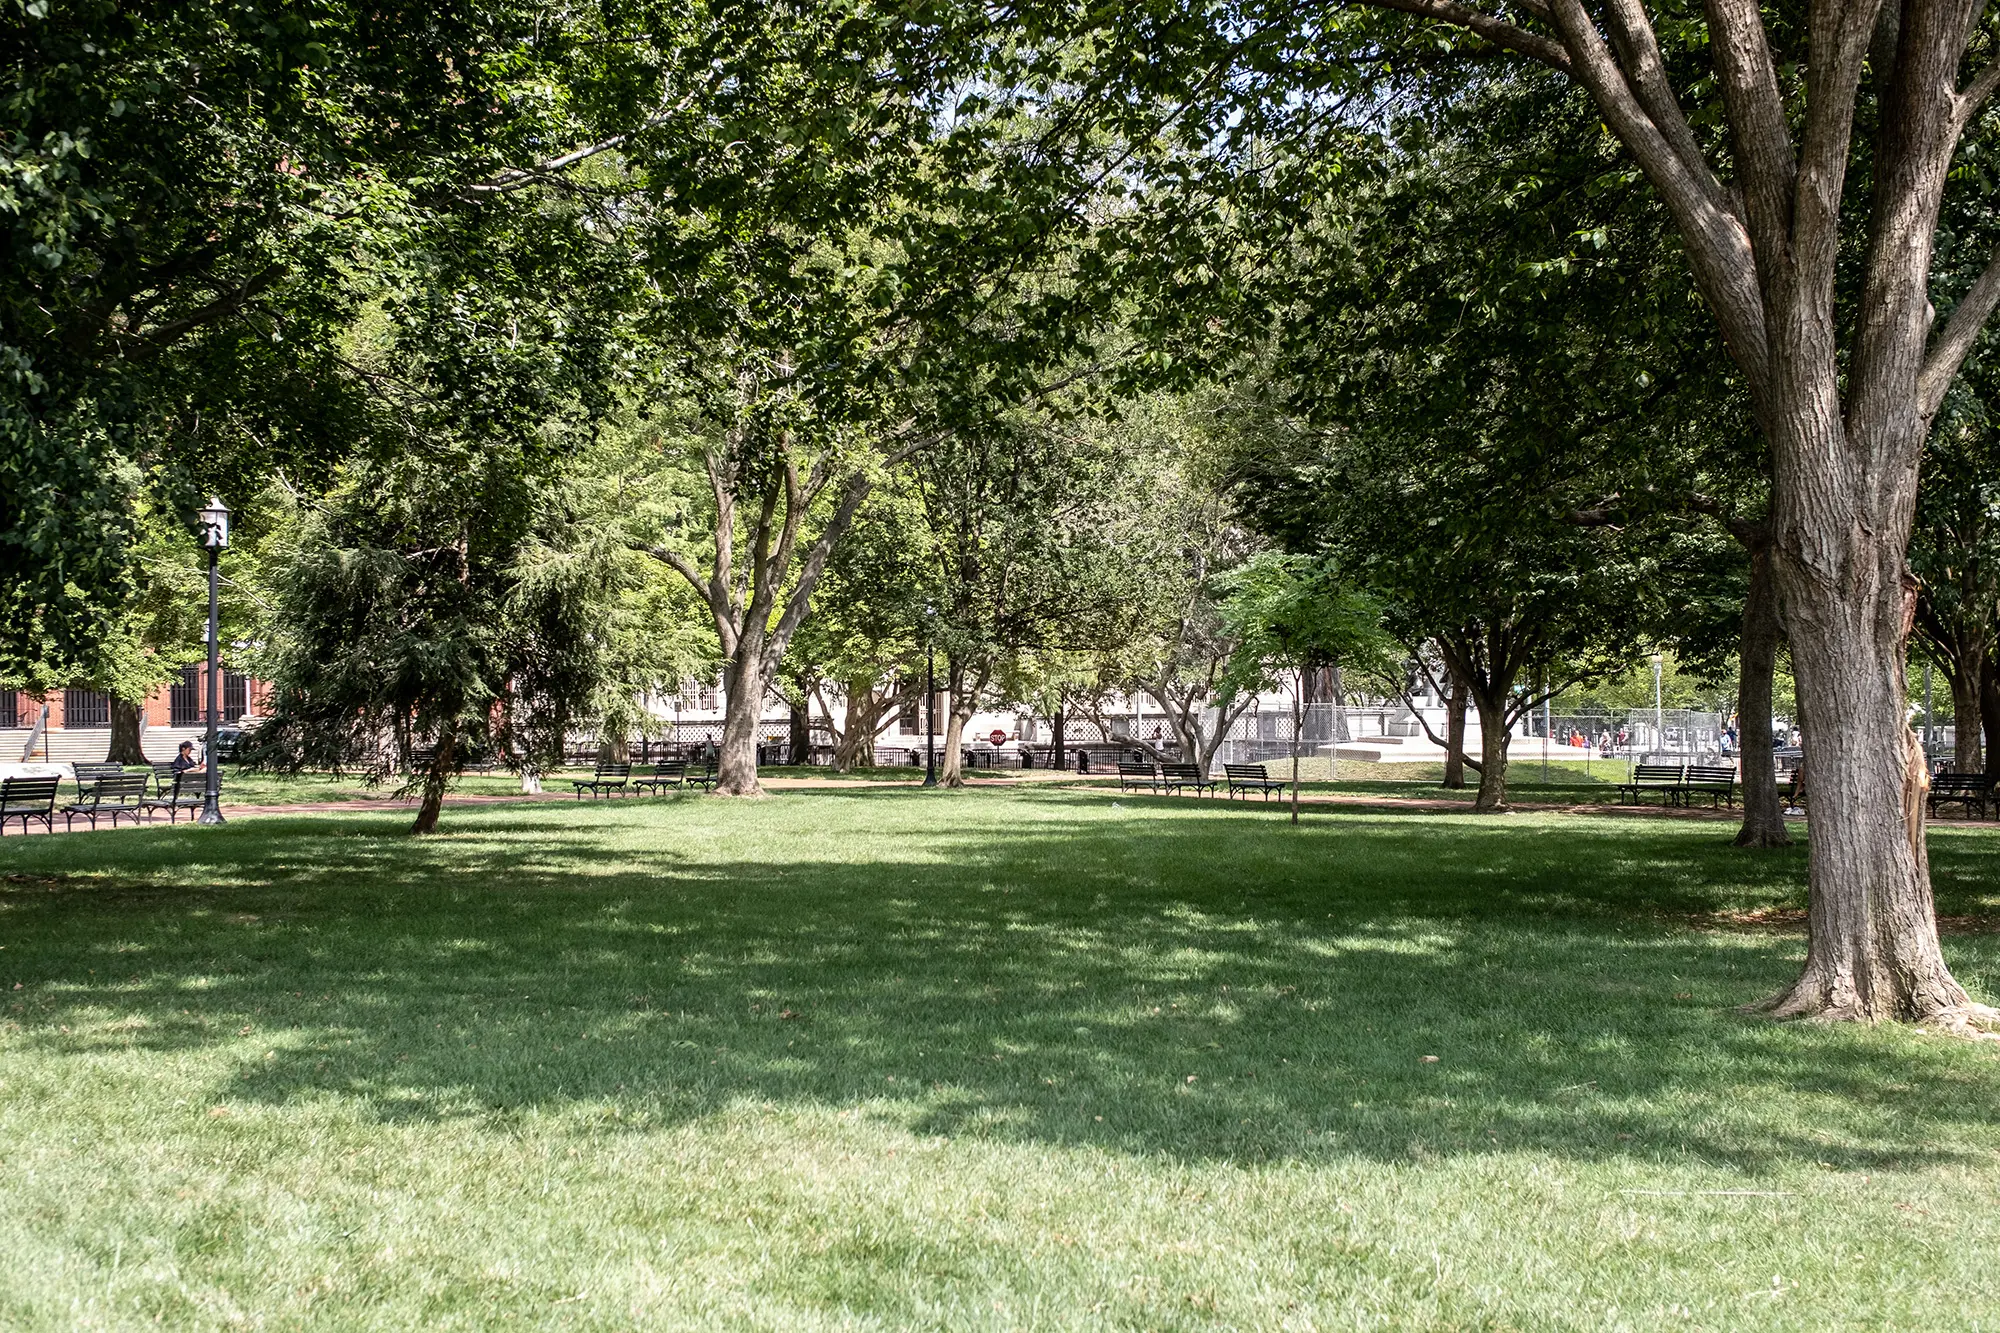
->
[[921, 643, 937, 787], [196, 497, 230, 826], [921, 601, 937, 787]]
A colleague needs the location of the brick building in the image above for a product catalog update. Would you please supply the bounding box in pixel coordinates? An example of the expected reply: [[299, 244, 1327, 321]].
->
[[0, 665, 266, 765]]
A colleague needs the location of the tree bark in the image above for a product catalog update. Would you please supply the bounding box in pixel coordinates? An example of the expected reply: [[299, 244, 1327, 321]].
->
[[788, 696, 810, 766], [713, 650, 766, 797], [1442, 672, 1469, 789], [1734, 539, 1791, 847], [1759, 554, 1974, 1023], [1470, 687, 1511, 812], [1051, 707, 1066, 770], [1951, 662, 1985, 773], [107, 697, 147, 765], [832, 675, 892, 771], [939, 660, 990, 788], [412, 733, 456, 834]]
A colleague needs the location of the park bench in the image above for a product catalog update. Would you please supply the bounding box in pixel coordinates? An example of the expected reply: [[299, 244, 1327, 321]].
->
[[1678, 764, 1739, 809], [71, 761, 127, 797], [1617, 762, 1685, 806], [686, 759, 717, 790], [570, 761, 631, 799], [633, 761, 688, 794], [1223, 763, 1287, 801], [146, 764, 208, 823], [60, 772, 150, 831], [1928, 772, 1991, 820], [1117, 761, 1158, 793], [1159, 762, 1217, 797], [0, 776, 60, 835]]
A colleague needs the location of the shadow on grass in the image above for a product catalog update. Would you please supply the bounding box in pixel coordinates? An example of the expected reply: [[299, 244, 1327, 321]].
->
[[5, 790, 1999, 1176]]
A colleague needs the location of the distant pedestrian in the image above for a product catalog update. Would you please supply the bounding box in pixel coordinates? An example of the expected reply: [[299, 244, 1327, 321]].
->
[[171, 740, 201, 773]]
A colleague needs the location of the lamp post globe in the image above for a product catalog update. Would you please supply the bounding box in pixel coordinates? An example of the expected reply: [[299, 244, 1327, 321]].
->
[[196, 497, 230, 826]]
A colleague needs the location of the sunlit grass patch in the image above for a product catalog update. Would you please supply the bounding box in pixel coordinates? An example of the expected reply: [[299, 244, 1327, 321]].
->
[[2, 789, 1998, 1328]]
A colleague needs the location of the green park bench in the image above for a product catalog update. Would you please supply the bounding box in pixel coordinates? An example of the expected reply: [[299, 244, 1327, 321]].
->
[[570, 761, 631, 798], [1678, 764, 1739, 808], [0, 776, 60, 835], [1159, 762, 1217, 797], [1617, 763, 1685, 806], [633, 761, 688, 794], [1928, 772, 1991, 820], [1117, 761, 1158, 793], [1223, 763, 1287, 800], [61, 772, 150, 830]]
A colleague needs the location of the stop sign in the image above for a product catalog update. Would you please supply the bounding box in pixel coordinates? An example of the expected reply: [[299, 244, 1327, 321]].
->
[[989, 729, 1008, 746]]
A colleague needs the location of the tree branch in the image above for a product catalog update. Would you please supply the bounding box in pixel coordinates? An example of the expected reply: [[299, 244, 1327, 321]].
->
[[1542, 0, 1772, 393], [1361, 0, 1573, 69], [1600, 0, 1728, 205], [1955, 53, 2000, 132], [1920, 242, 2000, 416], [1700, 0, 1798, 276]]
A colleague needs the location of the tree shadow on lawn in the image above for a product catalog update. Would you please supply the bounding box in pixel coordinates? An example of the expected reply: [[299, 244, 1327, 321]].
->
[[7, 793, 2000, 1177]]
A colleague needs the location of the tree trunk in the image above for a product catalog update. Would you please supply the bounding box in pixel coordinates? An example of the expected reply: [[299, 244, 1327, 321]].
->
[[1734, 540, 1791, 848], [834, 677, 887, 772], [599, 734, 629, 764], [1952, 662, 1985, 773], [107, 697, 147, 765], [1442, 673, 1468, 789], [788, 697, 810, 767], [713, 651, 766, 797], [1760, 538, 1977, 1024], [412, 733, 456, 834], [1470, 689, 1511, 812], [1982, 656, 2000, 786], [1289, 675, 1301, 826], [940, 707, 972, 787], [1051, 708, 1066, 770]]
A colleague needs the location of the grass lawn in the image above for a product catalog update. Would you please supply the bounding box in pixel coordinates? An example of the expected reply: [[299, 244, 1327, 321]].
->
[[3, 789, 1999, 1329]]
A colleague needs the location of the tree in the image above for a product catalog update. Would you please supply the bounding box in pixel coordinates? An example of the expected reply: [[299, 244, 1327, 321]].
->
[[907, 408, 1145, 786], [778, 493, 928, 771], [1913, 373, 2000, 776], [1307, 0, 2000, 1024], [1096, 390, 1267, 774], [1, 0, 580, 680], [1217, 552, 1390, 823], [1225, 89, 1721, 811]]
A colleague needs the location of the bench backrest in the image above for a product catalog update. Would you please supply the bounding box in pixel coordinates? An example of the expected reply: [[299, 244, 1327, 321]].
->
[[1631, 763, 1684, 783], [1160, 763, 1204, 778], [1684, 765, 1737, 786], [1, 776, 61, 808], [1224, 764, 1271, 780], [81, 773, 150, 804], [650, 761, 686, 776], [595, 762, 631, 778], [74, 762, 126, 780], [1934, 772, 1991, 793], [1117, 762, 1154, 775]]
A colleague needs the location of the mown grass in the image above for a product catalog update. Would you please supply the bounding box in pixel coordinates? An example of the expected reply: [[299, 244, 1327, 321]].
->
[[3, 789, 1999, 1329]]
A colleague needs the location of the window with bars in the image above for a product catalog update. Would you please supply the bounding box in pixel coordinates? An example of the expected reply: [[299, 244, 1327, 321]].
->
[[898, 691, 920, 734], [170, 667, 201, 725], [64, 688, 110, 728], [0, 692, 16, 729], [170, 667, 251, 723]]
